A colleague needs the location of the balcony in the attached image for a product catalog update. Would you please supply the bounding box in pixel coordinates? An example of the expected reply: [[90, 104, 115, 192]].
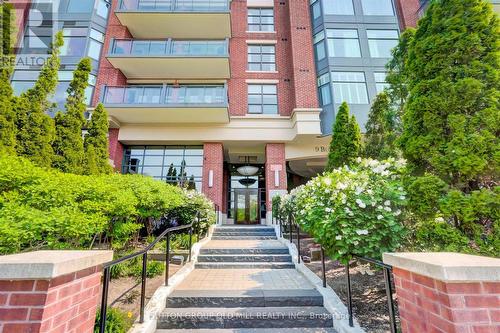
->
[[115, 0, 231, 39], [101, 85, 229, 124], [107, 39, 230, 79]]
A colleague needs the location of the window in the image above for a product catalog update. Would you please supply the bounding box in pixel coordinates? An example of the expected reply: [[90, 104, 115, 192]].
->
[[374, 72, 389, 93], [97, 0, 110, 18], [122, 146, 204, 191], [248, 45, 276, 71], [248, 8, 274, 32], [317, 73, 332, 106], [326, 29, 361, 57], [331, 72, 368, 104], [367, 30, 399, 58], [310, 0, 321, 19], [361, 0, 394, 15], [322, 0, 354, 15], [67, 0, 95, 13], [248, 84, 278, 114], [313, 31, 326, 61], [88, 29, 104, 60]]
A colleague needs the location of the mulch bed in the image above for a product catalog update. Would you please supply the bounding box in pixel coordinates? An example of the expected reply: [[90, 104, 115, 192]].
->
[[292, 237, 400, 333]]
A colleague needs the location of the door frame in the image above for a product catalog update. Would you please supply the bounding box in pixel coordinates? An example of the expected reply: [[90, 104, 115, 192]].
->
[[233, 188, 260, 225]]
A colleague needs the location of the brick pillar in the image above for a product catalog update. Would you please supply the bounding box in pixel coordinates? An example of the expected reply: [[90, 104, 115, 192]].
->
[[265, 143, 287, 223], [202, 143, 224, 211], [383, 253, 500, 333], [0, 250, 112, 333], [394, 0, 421, 29], [108, 128, 124, 172]]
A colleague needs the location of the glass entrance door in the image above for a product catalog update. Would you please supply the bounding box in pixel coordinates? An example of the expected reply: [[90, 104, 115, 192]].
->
[[234, 189, 260, 224]]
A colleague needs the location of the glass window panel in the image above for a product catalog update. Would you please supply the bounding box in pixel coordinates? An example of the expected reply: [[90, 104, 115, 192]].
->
[[183, 166, 203, 177], [315, 40, 326, 61], [142, 166, 163, 177], [84, 86, 93, 104], [97, 0, 110, 18], [183, 155, 203, 165], [262, 85, 277, 94], [88, 40, 102, 60], [368, 39, 398, 58], [361, 0, 394, 15], [248, 85, 262, 94], [333, 83, 368, 104], [327, 29, 358, 38], [247, 7, 274, 31], [12, 81, 35, 96], [248, 104, 262, 114], [90, 29, 104, 42], [367, 30, 399, 39], [374, 72, 387, 82], [312, 1, 321, 19], [319, 84, 332, 105], [61, 37, 86, 56], [322, 0, 354, 15], [184, 148, 203, 155], [58, 71, 73, 81], [327, 38, 361, 57], [67, 0, 94, 13], [262, 105, 278, 114], [143, 155, 164, 165], [332, 71, 365, 82]]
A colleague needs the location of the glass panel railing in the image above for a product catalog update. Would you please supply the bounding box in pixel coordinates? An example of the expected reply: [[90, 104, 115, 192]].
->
[[110, 40, 228, 56], [119, 0, 229, 11], [103, 85, 227, 105]]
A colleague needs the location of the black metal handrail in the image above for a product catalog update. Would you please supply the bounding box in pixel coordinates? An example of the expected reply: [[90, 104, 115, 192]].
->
[[277, 214, 398, 333], [98, 217, 199, 333]]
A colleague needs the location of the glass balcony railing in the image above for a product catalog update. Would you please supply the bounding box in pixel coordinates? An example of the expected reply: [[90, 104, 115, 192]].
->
[[109, 39, 228, 57], [119, 0, 230, 12], [102, 85, 228, 106]]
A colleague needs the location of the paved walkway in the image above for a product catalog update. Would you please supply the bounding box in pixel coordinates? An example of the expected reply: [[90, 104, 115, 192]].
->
[[155, 225, 336, 332]]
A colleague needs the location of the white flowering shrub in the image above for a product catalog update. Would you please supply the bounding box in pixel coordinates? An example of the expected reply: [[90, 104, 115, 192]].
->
[[292, 158, 407, 263]]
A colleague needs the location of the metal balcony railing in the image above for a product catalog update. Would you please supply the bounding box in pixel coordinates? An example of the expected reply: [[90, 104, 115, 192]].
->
[[109, 39, 229, 57], [119, 0, 230, 12], [101, 85, 228, 106]]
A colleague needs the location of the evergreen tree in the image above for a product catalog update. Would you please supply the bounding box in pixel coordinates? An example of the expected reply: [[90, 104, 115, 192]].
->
[[0, 3, 16, 153], [53, 58, 91, 174], [400, 0, 499, 190], [84, 103, 112, 174], [363, 92, 398, 159], [326, 102, 362, 171], [14, 32, 63, 167], [84, 144, 99, 175]]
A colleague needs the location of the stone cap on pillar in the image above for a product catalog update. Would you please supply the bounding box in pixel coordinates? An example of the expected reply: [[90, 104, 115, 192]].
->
[[383, 252, 500, 282], [0, 250, 113, 280]]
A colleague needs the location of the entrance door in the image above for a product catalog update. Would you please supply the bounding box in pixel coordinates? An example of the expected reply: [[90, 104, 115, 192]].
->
[[234, 189, 260, 224]]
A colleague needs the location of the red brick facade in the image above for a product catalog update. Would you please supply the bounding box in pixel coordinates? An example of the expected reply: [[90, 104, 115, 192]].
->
[[265, 143, 287, 211], [395, 0, 421, 29], [202, 143, 224, 209], [0, 267, 102, 333], [393, 268, 500, 333], [108, 128, 123, 171]]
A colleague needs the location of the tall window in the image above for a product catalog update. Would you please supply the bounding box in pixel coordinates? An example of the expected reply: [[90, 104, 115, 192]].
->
[[361, 0, 394, 15], [374, 72, 389, 93], [322, 0, 354, 15], [310, 0, 321, 19], [331, 72, 368, 104], [367, 30, 399, 58], [317, 73, 332, 106], [248, 45, 276, 71], [67, 0, 95, 13], [248, 8, 274, 32], [326, 29, 361, 57], [248, 84, 278, 114], [88, 29, 104, 60], [60, 28, 87, 57], [313, 31, 326, 61], [122, 146, 204, 191]]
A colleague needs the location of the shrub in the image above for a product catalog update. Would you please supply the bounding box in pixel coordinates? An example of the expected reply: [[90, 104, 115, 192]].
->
[[412, 218, 471, 253], [94, 307, 132, 333], [130, 260, 165, 279], [291, 158, 407, 263], [0, 154, 212, 254]]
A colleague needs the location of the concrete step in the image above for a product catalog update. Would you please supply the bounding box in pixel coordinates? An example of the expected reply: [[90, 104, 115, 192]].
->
[[197, 254, 292, 263], [157, 328, 337, 332], [211, 236, 278, 240], [213, 232, 277, 236], [194, 262, 295, 269], [166, 289, 324, 308], [200, 248, 289, 255], [215, 227, 275, 231], [157, 306, 333, 329]]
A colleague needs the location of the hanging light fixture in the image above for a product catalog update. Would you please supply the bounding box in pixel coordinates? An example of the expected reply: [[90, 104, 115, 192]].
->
[[236, 156, 259, 176], [238, 178, 257, 187]]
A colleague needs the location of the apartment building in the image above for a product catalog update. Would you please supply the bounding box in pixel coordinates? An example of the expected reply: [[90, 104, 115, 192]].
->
[[8, 0, 444, 225]]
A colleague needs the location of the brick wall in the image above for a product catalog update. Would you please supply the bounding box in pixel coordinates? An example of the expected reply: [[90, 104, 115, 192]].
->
[[229, 0, 296, 117], [395, 0, 421, 29], [0, 267, 102, 333], [108, 128, 123, 171], [202, 143, 224, 209], [393, 268, 500, 333], [265, 143, 287, 210]]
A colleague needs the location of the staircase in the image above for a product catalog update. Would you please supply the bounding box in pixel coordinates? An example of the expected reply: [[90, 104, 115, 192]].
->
[[156, 225, 336, 332]]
